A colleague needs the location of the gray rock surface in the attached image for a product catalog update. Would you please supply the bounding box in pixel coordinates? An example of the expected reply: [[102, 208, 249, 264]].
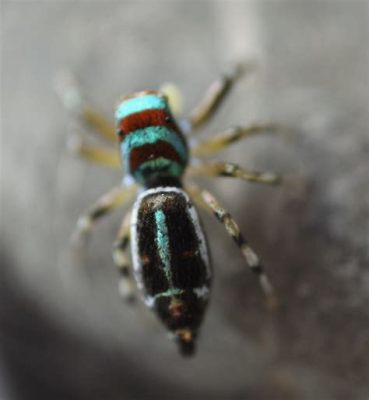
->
[[1, 1, 368, 399]]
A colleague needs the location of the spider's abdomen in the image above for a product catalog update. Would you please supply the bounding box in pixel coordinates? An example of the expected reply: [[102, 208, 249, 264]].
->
[[131, 187, 211, 355], [115, 92, 188, 187]]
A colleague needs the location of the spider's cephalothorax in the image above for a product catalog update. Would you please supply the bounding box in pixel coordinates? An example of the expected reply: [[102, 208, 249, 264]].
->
[[63, 64, 282, 356], [115, 91, 188, 188]]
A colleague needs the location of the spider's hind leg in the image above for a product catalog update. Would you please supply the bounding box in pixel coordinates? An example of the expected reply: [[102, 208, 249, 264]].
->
[[113, 211, 136, 303], [72, 185, 137, 251], [189, 186, 278, 309]]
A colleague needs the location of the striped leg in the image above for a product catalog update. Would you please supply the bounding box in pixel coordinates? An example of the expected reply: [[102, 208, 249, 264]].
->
[[191, 124, 277, 157], [113, 211, 135, 302], [55, 70, 116, 142], [199, 188, 278, 309], [67, 135, 121, 169], [186, 62, 253, 132], [187, 161, 282, 185], [72, 185, 137, 248]]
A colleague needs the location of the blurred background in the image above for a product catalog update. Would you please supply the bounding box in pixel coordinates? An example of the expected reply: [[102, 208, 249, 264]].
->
[[1, 1, 369, 399]]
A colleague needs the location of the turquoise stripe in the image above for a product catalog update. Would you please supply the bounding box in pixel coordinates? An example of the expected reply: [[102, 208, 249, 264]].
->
[[154, 288, 184, 300], [132, 159, 184, 183], [121, 126, 188, 163], [155, 209, 173, 285], [115, 94, 167, 120]]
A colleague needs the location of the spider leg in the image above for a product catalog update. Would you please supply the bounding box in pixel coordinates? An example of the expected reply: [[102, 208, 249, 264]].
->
[[113, 211, 136, 302], [189, 185, 278, 309], [160, 83, 183, 116], [72, 185, 137, 248], [81, 105, 117, 142], [186, 161, 282, 185], [191, 124, 277, 157], [67, 135, 121, 169], [184, 62, 254, 132], [55, 70, 116, 142]]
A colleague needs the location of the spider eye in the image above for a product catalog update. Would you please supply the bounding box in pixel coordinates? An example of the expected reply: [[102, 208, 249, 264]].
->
[[165, 115, 172, 123], [117, 129, 125, 140]]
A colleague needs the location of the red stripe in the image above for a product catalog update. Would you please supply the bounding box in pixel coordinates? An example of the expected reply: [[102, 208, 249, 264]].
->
[[118, 109, 180, 141], [129, 140, 184, 174]]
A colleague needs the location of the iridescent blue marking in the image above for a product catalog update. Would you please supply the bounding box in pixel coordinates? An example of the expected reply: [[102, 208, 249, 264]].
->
[[154, 288, 184, 300], [155, 209, 173, 286], [115, 94, 167, 121], [133, 159, 184, 184], [120, 125, 188, 169]]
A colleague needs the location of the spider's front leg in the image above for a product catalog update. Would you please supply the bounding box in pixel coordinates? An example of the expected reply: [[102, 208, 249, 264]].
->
[[56, 71, 121, 168], [113, 211, 136, 303], [185, 62, 254, 132], [55, 71, 117, 142]]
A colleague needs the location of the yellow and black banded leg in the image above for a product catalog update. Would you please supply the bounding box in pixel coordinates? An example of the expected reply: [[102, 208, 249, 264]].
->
[[187, 161, 282, 185], [113, 211, 136, 302], [186, 63, 253, 132], [72, 185, 137, 249], [67, 135, 121, 169], [193, 187, 278, 309], [56, 71, 116, 142], [191, 124, 277, 157]]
